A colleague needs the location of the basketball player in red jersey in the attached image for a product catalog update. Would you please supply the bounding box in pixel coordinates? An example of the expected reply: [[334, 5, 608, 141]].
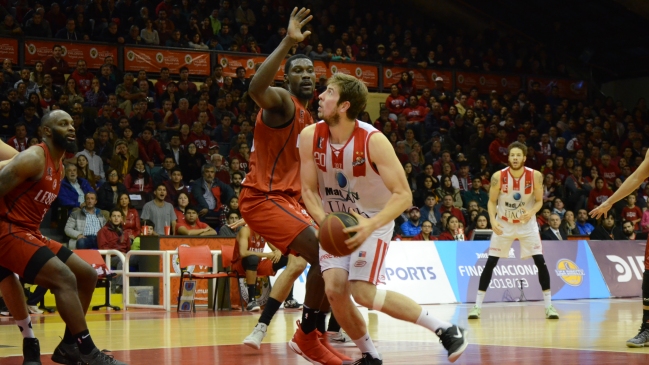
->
[[0, 110, 128, 365], [239, 7, 346, 365], [591, 148, 649, 347], [299, 73, 468, 364]]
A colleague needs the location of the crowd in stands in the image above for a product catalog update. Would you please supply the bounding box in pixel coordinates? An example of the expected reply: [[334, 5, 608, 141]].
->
[[0, 0, 645, 260]]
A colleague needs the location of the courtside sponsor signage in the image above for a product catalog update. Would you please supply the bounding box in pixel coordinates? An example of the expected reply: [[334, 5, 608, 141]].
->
[[588, 240, 646, 297]]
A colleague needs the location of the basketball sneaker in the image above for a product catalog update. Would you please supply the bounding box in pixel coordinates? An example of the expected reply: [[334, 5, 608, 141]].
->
[[467, 305, 481, 319], [27, 306, 43, 315], [246, 300, 261, 312], [545, 305, 559, 319], [79, 348, 128, 365], [436, 325, 469, 363], [284, 299, 302, 309], [627, 323, 649, 348], [288, 321, 342, 365], [23, 338, 41, 365], [243, 323, 267, 350], [351, 353, 383, 365], [319, 332, 353, 364], [327, 329, 353, 345], [51, 341, 80, 365]]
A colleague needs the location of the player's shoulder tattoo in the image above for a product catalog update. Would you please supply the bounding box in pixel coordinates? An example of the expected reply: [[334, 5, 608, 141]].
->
[[490, 172, 499, 187]]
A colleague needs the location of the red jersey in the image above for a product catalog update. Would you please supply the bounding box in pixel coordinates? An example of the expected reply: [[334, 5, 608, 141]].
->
[[232, 231, 266, 263], [622, 206, 643, 230], [242, 95, 313, 198], [0, 143, 63, 231]]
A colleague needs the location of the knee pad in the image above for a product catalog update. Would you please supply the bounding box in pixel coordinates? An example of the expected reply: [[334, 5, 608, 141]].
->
[[532, 255, 546, 268], [243, 255, 260, 270]]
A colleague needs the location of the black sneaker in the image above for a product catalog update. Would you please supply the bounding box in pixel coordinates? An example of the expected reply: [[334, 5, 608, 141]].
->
[[51, 341, 80, 365], [627, 323, 649, 348], [23, 338, 41, 365], [436, 325, 468, 363], [79, 348, 128, 365], [352, 353, 382, 365]]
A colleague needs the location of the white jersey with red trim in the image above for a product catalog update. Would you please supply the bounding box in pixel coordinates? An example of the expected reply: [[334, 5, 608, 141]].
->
[[496, 166, 537, 229], [312, 120, 394, 234]]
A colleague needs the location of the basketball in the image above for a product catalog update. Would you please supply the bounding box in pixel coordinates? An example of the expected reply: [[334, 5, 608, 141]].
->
[[319, 212, 358, 257]]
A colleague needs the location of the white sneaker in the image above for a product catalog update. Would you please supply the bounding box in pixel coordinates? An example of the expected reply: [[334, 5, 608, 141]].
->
[[27, 306, 43, 314], [327, 329, 354, 346], [243, 323, 267, 350]]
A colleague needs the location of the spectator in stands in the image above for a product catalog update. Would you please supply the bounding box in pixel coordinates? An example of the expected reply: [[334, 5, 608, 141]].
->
[[438, 216, 464, 241], [7, 122, 29, 152], [463, 177, 489, 210], [116, 73, 146, 115], [541, 214, 569, 240], [488, 128, 509, 167], [419, 194, 441, 233], [76, 155, 99, 190], [84, 78, 108, 108], [590, 212, 625, 240], [537, 207, 552, 230], [552, 198, 567, 219], [110, 139, 136, 181], [439, 193, 466, 226], [56, 18, 87, 40], [400, 206, 422, 237], [76, 137, 106, 182], [180, 142, 206, 182], [152, 156, 177, 187], [622, 220, 648, 241], [99, 22, 125, 44], [137, 127, 165, 168], [560, 211, 580, 236], [192, 163, 234, 223], [65, 192, 107, 249], [413, 221, 435, 241], [124, 159, 154, 194], [24, 12, 52, 38], [96, 209, 138, 292], [564, 165, 591, 212], [161, 167, 187, 204], [385, 84, 406, 118], [96, 168, 128, 211], [218, 210, 241, 237], [141, 184, 177, 235], [437, 175, 463, 209], [575, 209, 595, 236], [43, 44, 69, 87], [14, 68, 39, 96], [44, 3, 66, 34], [587, 177, 613, 211], [621, 195, 643, 231], [115, 193, 140, 238], [58, 163, 95, 209], [98, 65, 117, 96], [140, 18, 160, 45], [466, 212, 491, 239], [177, 206, 218, 236]]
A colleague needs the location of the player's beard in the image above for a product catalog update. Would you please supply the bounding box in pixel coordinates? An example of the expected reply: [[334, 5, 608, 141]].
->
[[51, 130, 78, 153], [509, 160, 523, 171], [322, 112, 340, 126]]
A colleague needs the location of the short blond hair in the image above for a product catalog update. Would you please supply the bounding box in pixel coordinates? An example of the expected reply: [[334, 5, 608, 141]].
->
[[327, 73, 368, 120]]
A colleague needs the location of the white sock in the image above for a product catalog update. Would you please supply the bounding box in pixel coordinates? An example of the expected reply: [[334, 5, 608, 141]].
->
[[475, 291, 486, 308], [15, 317, 34, 339], [543, 290, 552, 308], [416, 308, 452, 333], [352, 332, 381, 360]]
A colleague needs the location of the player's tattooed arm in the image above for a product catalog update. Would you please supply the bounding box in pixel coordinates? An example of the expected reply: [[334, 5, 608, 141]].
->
[[0, 147, 44, 198], [490, 174, 499, 187]]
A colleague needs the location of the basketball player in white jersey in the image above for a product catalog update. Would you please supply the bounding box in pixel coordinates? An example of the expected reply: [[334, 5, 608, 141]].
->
[[299, 73, 468, 365], [467, 141, 560, 320]]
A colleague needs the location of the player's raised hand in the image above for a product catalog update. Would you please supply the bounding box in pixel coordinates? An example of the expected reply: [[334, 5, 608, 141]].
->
[[491, 220, 503, 235], [342, 212, 374, 251], [287, 7, 313, 43], [228, 218, 247, 229], [589, 201, 612, 220]]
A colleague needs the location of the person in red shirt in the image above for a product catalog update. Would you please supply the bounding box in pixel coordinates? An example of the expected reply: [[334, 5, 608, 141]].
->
[[599, 154, 620, 188], [385, 84, 406, 117], [137, 127, 165, 168], [488, 129, 509, 166], [413, 220, 436, 241], [418, 88, 431, 108], [43, 44, 69, 87], [174, 98, 194, 127], [588, 177, 614, 211], [7, 122, 29, 152], [154, 67, 171, 97], [439, 193, 466, 226], [553, 156, 570, 184], [176, 206, 217, 235], [437, 216, 465, 241], [622, 194, 643, 231], [402, 95, 427, 124], [69, 60, 94, 95], [190, 121, 211, 156], [158, 99, 180, 132], [116, 193, 141, 239]]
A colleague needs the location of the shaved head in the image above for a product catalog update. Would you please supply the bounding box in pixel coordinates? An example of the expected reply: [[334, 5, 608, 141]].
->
[[42, 110, 72, 128]]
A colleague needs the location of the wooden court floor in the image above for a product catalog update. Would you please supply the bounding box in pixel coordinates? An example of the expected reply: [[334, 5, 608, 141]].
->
[[1, 299, 649, 364]]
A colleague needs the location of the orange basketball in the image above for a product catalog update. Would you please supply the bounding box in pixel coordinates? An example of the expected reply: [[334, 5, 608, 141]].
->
[[319, 212, 358, 257]]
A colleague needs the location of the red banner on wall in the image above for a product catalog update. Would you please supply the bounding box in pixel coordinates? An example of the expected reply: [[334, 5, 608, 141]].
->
[[124, 47, 210, 76], [218, 54, 379, 88], [527, 77, 588, 101], [456, 71, 522, 95], [0, 38, 19, 64], [24, 40, 116, 69], [382, 67, 453, 91]]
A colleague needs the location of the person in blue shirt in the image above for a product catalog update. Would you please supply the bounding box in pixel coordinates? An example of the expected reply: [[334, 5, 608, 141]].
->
[[400, 206, 422, 237], [576, 209, 595, 235]]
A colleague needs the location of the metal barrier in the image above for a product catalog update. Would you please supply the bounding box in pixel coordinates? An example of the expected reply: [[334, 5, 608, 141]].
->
[[122, 250, 221, 311]]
